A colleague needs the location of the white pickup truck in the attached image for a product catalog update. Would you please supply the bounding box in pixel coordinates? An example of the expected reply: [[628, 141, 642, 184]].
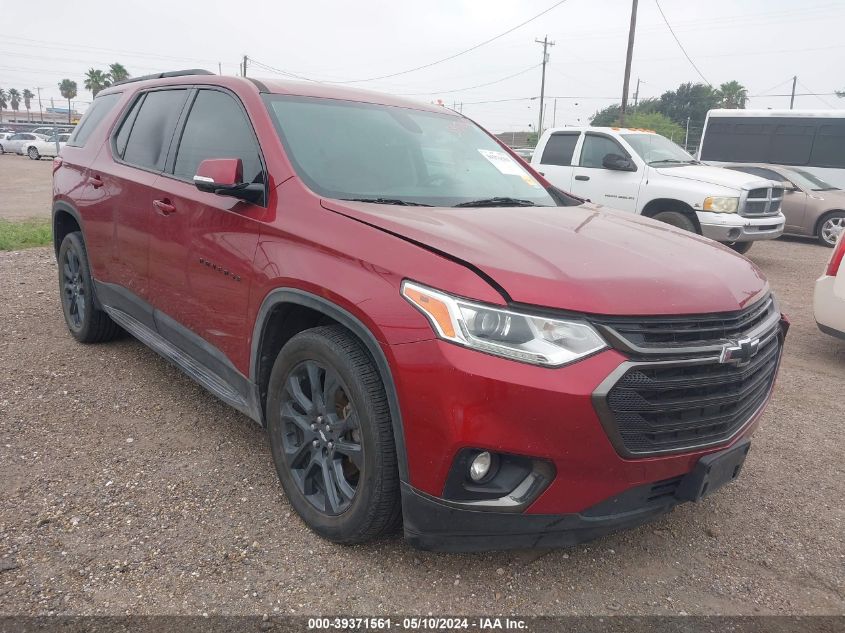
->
[[531, 126, 786, 253]]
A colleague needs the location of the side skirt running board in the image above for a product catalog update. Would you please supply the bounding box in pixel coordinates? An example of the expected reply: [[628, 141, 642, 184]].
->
[[103, 305, 261, 422]]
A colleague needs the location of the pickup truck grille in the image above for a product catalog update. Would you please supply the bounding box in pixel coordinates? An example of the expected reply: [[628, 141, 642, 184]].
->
[[742, 187, 783, 216], [591, 294, 784, 456]]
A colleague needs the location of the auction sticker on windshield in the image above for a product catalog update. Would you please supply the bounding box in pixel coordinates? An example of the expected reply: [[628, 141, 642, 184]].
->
[[478, 149, 541, 187]]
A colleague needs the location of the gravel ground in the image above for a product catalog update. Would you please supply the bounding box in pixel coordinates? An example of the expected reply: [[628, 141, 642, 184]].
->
[[0, 238, 843, 617], [0, 154, 52, 220]]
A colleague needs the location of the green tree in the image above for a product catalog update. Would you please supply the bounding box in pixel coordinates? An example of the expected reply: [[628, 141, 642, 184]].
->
[[718, 80, 748, 109], [657, 83, 721, 148], [8, 89, 20, 120], [0, 88, 6, 122], [591, 98, 659, 126], [614, 111, 685, 141], [22, 88, 35, 122], [108, 63, 129, 83], [84, 68, 110, 97], [58, 79, 78, 124]]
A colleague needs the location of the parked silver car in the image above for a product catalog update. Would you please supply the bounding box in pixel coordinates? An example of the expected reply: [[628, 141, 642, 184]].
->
[[0, 132, 49, 155], [725, 163, 845, 247]]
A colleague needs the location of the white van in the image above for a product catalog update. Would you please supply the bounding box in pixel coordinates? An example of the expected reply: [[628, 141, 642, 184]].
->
[[531, 126, 786, 252]]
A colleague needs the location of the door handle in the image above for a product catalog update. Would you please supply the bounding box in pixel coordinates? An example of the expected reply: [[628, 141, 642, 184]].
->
[[88, 175, 104, 189], [153, 199, 176, 216], [575, 175, 590, 181]]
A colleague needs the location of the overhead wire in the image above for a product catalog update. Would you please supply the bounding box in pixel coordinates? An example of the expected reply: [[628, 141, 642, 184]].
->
[[653, 0, 712, 86]]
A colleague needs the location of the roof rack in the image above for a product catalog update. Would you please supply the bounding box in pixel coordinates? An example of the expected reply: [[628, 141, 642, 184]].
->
[[112, 69, 214, 87]]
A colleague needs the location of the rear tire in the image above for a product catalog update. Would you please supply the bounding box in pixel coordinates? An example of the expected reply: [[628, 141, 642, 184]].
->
[[267, 325, 401, 544], [726, 241, 753, 255], [58, 232, 122, 343], [651, 210, 697, 233], [817, 211, 845, 248], [0, 144, 4, 154], [27, 146, 40, 160]]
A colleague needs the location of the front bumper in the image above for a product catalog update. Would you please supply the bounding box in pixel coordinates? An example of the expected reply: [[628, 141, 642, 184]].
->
[[698, 211, 785, 242], [388, 337, 769, 549]]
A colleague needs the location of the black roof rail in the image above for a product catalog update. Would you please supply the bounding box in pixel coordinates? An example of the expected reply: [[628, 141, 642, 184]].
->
[[112, 69, 215, 87]]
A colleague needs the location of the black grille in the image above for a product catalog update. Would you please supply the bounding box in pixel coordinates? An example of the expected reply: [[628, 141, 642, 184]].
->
[[604, 336, 780, 455], [742, 187, 783, 216], [594, 294, 776, 350]]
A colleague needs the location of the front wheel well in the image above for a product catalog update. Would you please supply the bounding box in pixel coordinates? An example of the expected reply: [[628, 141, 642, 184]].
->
[[640, 198, 702, 234], [814, 209, 845, 236]]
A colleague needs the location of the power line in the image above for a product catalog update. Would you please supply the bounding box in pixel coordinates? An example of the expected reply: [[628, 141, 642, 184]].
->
[[248, 58, 321, 83], [797, 79, 837, 108], [398, 64, 541, 96], [653, 0, 712, 86], [323, 0, 572, 84]]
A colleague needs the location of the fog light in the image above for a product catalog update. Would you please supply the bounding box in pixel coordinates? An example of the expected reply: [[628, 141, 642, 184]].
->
[[469, 451, 493, 482], [728, 228, 741, 239]]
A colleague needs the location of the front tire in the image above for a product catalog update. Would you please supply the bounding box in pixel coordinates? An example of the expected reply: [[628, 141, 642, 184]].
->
[[27, 146, 40, 160], [267, 325, 401, 544], [817, 212, 845, 247], [726, 241, 753, 255], [651, 210, 697, 233], [58, 232, 122, 343]]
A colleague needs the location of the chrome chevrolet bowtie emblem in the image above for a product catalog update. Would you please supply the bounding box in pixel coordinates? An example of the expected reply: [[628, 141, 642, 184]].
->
[[720, 337, 760, 366]]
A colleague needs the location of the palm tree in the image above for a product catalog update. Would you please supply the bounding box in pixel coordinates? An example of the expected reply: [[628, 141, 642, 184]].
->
[[58, 79, 78, 124], [108, 63, 129, 83], [22, 89, 34, 122], [83, 69, 110, 97], [8, 89, 20, 121], [0, 88, 7, 123], [718, 80, 748, 109]]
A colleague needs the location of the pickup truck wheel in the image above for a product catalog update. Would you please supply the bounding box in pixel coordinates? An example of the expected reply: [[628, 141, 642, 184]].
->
[[27, 146, 40, 160], [58, 232, 122, 343], [726, 241, 753, 254], [267, 325, 401, 544], [651, 210, 696, 233], [818, 212, 845, 247]]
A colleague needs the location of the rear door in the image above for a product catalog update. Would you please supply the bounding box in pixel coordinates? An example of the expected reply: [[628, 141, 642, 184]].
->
[[533, 131, 579, 191], [146, 87, 266, 371], [570, 132, 642, 213]]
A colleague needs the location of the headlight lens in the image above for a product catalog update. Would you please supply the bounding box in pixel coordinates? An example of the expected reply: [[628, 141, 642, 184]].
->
[[402, 281, 606, 367], [702, 196, 739, 213]]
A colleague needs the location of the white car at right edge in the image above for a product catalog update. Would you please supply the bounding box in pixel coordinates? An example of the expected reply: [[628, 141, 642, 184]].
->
[[814, 231, 845, 340]]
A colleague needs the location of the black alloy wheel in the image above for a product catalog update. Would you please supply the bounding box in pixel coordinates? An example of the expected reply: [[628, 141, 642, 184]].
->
[[280, 359, 364, 515], [62, 244, 86, 329]]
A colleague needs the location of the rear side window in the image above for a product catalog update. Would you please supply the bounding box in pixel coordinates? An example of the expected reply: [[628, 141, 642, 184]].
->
[[540, 133, 579, 166], [67, 92, 121, 148], [122, 89, 189, 171], [172, 89, 263, 183], [579, 134, 626, 168]]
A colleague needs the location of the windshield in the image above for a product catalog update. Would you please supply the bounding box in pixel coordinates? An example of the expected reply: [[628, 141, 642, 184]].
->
[[622, 133, 695, 166], [264, 95, 557, 207], [782, 167, 838, 192]]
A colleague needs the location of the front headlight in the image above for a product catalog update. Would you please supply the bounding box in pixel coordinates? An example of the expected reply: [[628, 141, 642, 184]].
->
[[702, 196, 739, 213], [401, 281, 606, 367]]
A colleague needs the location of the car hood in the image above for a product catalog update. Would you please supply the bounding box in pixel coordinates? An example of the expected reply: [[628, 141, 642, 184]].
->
[[321, 199, 769, 316], [806, 188, 845, 203], [655, 164, 773, 190]]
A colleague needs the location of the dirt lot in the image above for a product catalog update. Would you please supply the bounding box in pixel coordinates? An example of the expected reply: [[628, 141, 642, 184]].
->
[[0, 158, 843, 616], [0, 153, 53, 220]]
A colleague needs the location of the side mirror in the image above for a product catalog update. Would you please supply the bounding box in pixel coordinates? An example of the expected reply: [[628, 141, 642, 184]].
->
[[602, 153, 635, 172], [193, 158, 263, 204], [782, 181, 798, 192]]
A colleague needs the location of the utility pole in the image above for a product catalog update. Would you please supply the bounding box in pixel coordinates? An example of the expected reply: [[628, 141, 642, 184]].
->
[[790, 75, 797, 109], [684, 116, 690, 151], [552, 99, 557, 127], [535, 35, 555, 137], [218, 62, 222, 75], [633, 77, 641, 110], [619, 0, 639, 126], [36, 87, 43, 123], [242, 55, 248, 78]]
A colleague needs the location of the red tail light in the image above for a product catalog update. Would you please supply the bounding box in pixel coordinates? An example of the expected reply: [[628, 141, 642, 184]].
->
[[826, 233, 845, 276]]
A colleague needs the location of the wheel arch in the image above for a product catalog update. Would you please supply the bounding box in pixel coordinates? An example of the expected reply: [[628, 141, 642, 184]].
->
[[251, 289, 409, 482], [814, 209, 845, 238], [640, 198, 702, 234], [52, 201, 85, 259]]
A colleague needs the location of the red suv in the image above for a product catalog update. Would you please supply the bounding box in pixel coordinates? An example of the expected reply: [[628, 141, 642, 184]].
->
[[52, 70, 787, 551]]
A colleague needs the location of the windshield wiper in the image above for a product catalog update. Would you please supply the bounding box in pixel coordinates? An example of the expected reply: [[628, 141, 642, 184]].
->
[[648, 159, 695, 166], [342, 197, 432, 207], [455, 197, 538, 207]]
